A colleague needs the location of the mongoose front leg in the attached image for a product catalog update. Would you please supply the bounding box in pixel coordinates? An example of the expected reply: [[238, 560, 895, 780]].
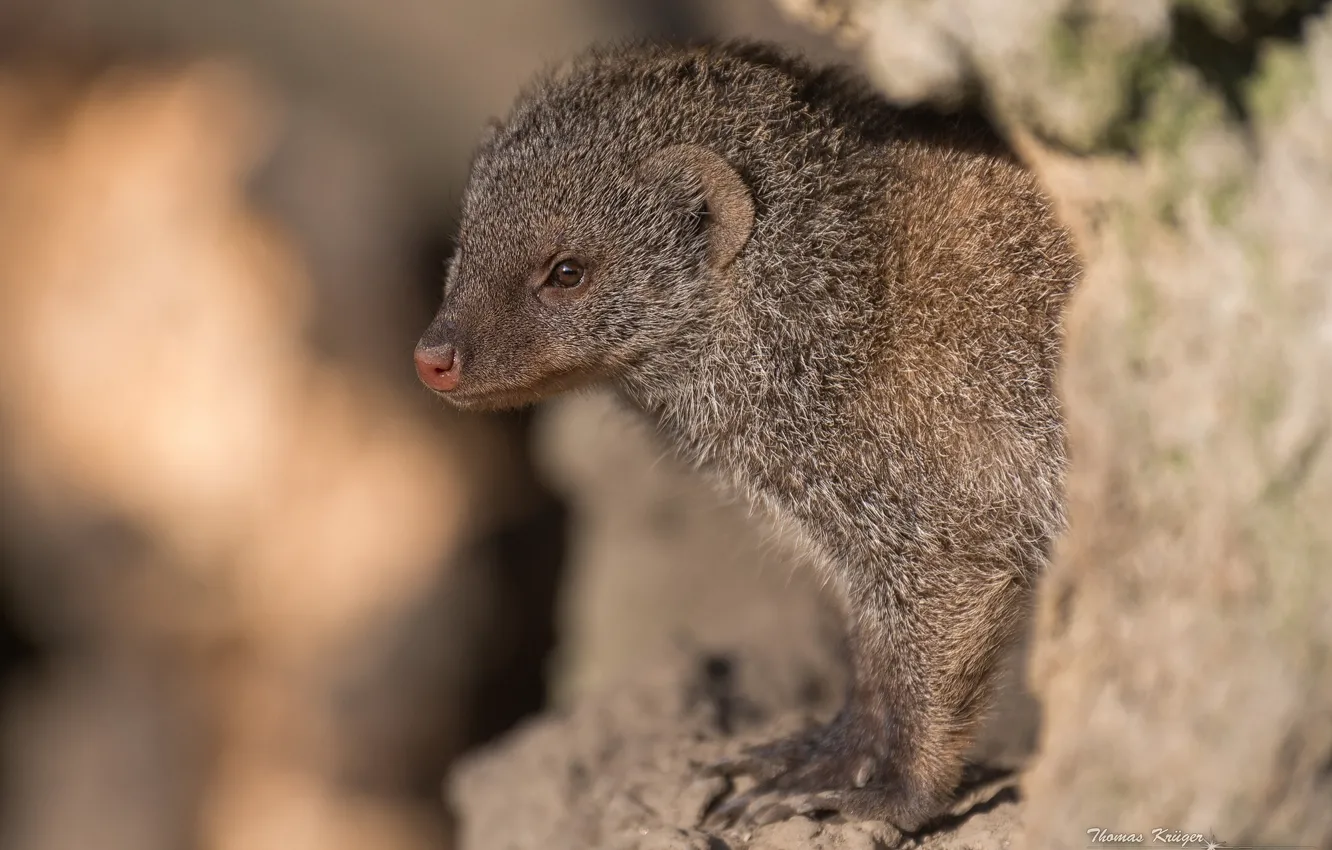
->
[[707, 557, 1021, 833]]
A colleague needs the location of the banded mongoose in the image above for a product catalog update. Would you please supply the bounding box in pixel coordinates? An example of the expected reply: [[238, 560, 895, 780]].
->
[[414, 41, 1079, 831]]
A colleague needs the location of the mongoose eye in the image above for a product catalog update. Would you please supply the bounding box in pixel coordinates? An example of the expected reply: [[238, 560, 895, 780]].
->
[[548, 259, 586, 288]]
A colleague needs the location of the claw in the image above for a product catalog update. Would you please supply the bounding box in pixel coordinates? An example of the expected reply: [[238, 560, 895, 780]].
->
[[751, 800, 802, 826], [696, 715, 941, 833], [704, 788, 766, 828], [701, 739, 804, 785], [705, 787, 850, 831], [704, 720, 830, 774], [791, 792, 844, 816]]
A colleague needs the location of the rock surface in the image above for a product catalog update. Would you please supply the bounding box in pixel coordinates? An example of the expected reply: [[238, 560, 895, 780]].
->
[[451, 638, 1023, 850]]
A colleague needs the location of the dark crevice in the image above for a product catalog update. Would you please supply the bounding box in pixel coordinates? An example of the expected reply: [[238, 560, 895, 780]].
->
[[0, 578, 43, 693], [1169, 0, 1328, 123], [458, 490, 570, 748], [1035, 0, 1328, 155], [683, 652, 767, 737]]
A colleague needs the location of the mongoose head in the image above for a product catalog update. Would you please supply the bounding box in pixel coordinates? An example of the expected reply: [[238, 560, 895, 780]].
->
[[415, 55, 755, 410]]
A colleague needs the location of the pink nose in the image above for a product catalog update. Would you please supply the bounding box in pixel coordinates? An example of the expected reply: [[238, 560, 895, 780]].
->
[[415, 344, 461, 392]]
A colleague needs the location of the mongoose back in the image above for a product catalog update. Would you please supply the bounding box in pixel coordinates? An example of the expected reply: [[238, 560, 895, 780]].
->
[[414, 40, 1079, 831]]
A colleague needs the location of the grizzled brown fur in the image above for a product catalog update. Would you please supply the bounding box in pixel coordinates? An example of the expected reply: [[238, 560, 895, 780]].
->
[[416, 41, 1080, 831]]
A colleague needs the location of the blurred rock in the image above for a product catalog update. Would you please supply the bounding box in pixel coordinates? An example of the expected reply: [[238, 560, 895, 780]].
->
[[0, 0, 852, 259], [0, 62, 471, 850]]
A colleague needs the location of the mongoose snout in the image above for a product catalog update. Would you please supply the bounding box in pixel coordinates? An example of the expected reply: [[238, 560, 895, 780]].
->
[[415, 40, 1080, 832], [414, 342, 461, 393]]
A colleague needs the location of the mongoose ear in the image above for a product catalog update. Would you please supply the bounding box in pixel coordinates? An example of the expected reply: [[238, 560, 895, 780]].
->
[[638, 145, 754, 270]]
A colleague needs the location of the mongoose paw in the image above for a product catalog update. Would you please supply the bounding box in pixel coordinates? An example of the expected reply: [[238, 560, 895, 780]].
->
[[702, 724, 824, 784], [702, 717, 940, 833], [708, 788, 912, 830]]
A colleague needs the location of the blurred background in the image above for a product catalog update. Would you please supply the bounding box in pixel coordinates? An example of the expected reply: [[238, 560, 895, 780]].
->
[[0, 2, 857, 849]]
